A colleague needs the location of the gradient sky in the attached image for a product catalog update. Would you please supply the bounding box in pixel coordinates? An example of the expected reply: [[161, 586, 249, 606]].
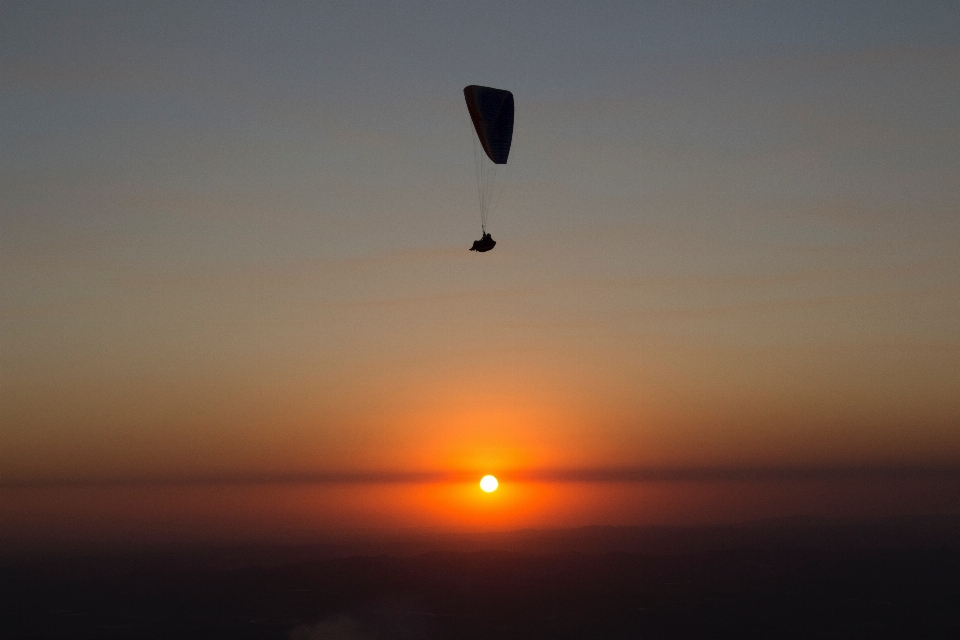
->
[[2, 1, 959, 548]]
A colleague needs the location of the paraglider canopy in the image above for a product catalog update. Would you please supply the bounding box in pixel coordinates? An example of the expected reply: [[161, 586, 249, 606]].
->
[[464, 85, 514, 165]]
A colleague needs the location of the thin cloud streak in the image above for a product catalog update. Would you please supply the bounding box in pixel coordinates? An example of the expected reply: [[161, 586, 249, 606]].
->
[[631, 284, 956, 321], [4, 465, 958, 489], [334, 287, 544, 310], [584, 259, 944, 293]]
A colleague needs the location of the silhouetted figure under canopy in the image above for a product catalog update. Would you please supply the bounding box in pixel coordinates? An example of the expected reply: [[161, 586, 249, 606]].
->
[[464, 85, 513, 252], [470, 232, 496, 252]]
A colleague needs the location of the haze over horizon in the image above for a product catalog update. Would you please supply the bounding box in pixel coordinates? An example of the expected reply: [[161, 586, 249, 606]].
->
[[2, 1, 959, 549]]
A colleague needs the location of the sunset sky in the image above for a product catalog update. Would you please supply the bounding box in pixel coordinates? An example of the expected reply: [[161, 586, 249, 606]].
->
[[2, 1, 959, 550]]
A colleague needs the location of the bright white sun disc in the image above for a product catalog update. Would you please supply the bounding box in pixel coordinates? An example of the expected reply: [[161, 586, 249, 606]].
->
[[480, 475, 498, 492]]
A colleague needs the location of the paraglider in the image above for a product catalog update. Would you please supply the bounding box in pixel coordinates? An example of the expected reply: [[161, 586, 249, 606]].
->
[[464, 85, 513, 252]]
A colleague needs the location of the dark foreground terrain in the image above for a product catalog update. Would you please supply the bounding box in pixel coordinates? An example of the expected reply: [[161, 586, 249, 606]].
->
[[3, 518, 960, 639]]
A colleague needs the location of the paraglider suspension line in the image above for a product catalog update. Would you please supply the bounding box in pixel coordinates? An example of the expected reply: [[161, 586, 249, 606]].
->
[[472, 133, 502, 233]]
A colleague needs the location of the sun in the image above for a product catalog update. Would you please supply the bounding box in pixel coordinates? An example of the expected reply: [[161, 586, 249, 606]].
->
[[479, 475, 499, 492]]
